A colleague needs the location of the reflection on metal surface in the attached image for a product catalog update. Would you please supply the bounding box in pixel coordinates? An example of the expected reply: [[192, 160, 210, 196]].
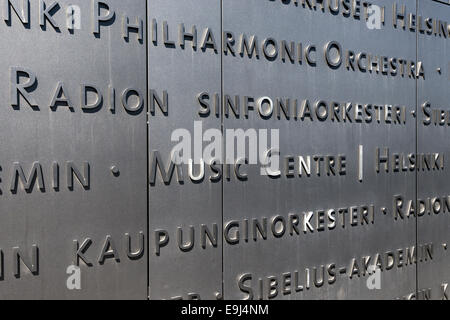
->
[[0, 0, 147, 300], [0, 0, 449, 300]]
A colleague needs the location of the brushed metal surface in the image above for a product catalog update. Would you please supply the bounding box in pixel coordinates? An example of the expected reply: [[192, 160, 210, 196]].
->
[[147, 0, 223, 300], [222, 0, 417, 300], [0, 0, 449, 300], [0, 0, 147, 299]]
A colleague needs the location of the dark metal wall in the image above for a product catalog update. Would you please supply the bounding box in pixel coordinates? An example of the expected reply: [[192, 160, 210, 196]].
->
[[417, 0, 450, 300], [148, 0, 223, 300], [0, 0, 148, 299], [222, 0, 417, 300], [0, 0, 448, 300]]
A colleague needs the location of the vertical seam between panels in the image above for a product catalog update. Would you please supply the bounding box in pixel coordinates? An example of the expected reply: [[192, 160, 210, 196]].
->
[[220, 0, 225, 300], [146, 0, 150, 301]]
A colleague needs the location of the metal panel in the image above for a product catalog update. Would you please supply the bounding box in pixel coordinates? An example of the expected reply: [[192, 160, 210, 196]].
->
[[2, 0, 449, 301], [147, 0, 222, 300], [0, 0, 147, 299], [417, 0, 450, 301], [222, 0, 417, 299]]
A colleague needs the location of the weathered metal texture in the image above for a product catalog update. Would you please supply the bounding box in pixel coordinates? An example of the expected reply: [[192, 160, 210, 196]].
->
[[147, 0, 223, 300], [0, 0, 449, 300], [222, 0, 417, 300], [417, 0, 450, 301], [0, 0, 147, 299]]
